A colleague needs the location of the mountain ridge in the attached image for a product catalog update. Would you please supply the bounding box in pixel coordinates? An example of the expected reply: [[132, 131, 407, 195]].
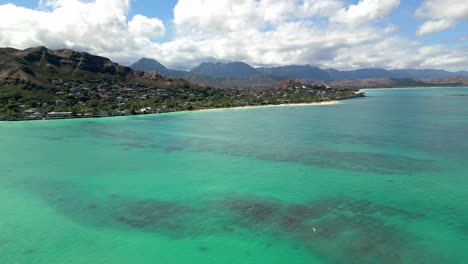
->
[[0, 46, 179, 88], [131, 58, 186, 77], [258, 65, 332, 82], [130, 58, 468, 88], [190, 61, 259, 78], [327, 76, 468, 88]]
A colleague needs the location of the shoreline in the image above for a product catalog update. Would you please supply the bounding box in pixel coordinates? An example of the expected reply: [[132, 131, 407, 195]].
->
[[362, 86, 468, 91], [0, 101, 340, 123], [176, 101, 339, 114]]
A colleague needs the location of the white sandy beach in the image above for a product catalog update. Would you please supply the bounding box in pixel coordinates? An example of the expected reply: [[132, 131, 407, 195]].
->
[[362, 86, 468, 91], [0, 101, 340, 122], [182, 101, 339, 113]]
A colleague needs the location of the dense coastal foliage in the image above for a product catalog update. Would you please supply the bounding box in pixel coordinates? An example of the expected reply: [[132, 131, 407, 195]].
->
[[0, 47, 363, 121], [0, 77, 363, 121]]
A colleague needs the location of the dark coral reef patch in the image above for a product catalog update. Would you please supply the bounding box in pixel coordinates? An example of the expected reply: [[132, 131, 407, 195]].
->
[[26, 179, 438, 263]]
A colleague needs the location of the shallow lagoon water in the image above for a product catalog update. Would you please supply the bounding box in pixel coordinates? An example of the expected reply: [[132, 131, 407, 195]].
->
[[1, 88, 468, 263]]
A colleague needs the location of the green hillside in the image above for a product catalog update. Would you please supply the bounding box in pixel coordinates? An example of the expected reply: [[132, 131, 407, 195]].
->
[[0, 47, 363, 121]]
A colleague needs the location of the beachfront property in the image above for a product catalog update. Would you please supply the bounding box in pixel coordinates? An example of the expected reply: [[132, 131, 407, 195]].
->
[[46, 112, 73, 119], [26, 112, 44, 120], [75, 113, 92, 118], [109, 110, 132, 116], [96, 111, 110, 117]]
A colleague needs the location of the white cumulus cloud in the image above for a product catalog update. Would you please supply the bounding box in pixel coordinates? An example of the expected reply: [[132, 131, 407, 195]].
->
[[0, 0, 165, 58], [331, 0, 400, 26], [0, 0, 466, 71], [416, 19, 455, 35], [173, 0, 344, 36], [128, 14, 165, 39], [416, 0, 468, 35]]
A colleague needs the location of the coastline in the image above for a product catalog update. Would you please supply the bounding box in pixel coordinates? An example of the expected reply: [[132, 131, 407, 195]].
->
[[0, 101, 340, 123], [178, 101, 339, 114], [362, 86, 468, 91]]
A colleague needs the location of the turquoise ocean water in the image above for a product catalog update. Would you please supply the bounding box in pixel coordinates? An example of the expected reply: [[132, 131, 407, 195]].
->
[[1, 88, 468, 263]]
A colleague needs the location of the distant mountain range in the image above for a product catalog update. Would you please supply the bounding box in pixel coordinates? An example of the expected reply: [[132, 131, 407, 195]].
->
[[131, 59, 281, 88], [258, 65, 332, 82], [328, 77, 468, 88], [130, 58, 186, 78], [131, 58, 468, 88], [191, 62, 259, 78]]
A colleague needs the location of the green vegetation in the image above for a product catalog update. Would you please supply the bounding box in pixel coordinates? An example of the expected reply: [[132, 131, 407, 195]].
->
[[0, 46, 363, 121], [0, 78, 363, 121]]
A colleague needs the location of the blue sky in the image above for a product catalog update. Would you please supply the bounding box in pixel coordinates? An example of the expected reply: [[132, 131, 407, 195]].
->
[[0, 0, 467, 70]]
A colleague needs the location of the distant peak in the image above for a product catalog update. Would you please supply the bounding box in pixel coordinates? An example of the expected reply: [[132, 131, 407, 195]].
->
[[190, 61, 258, 78], [198, 61, 251, 66], [227, 61, 251, 65], [137, 58, 161, 63], [33, 45, 48, 50], [25, 46, 49, 53], [132, 57, 165, 66], [129, 58, 183, 76]]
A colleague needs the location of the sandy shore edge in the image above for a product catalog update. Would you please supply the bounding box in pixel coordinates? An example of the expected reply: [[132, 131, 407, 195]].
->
[[179, 101, 339, 113], [362, 86, 468, 91], [0, 101, 339, 123]]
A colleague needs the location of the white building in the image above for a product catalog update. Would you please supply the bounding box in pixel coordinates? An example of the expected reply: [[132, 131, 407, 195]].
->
[[46, 112, 73, 118]]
